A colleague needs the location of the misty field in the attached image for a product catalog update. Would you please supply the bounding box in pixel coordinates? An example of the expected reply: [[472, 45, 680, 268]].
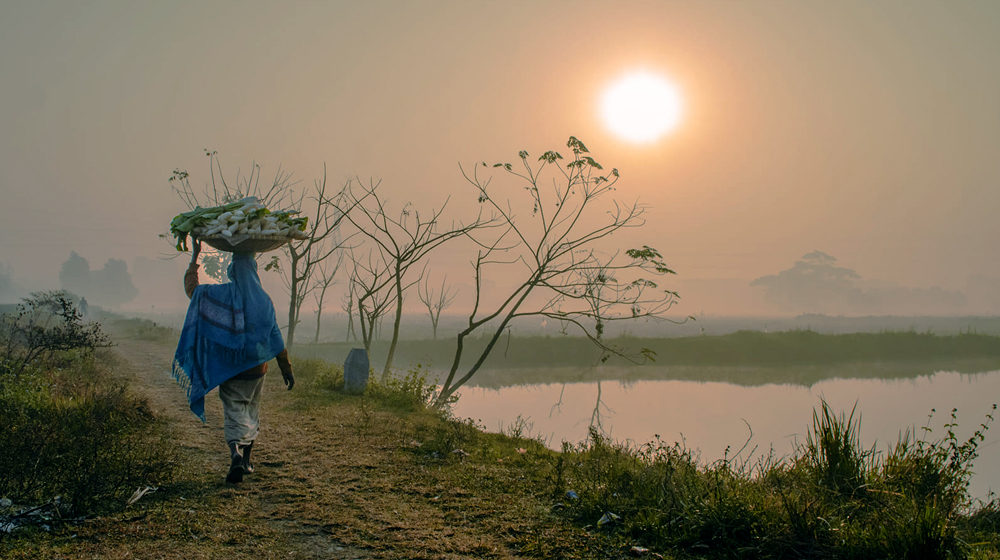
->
[[294, 329, 1000, 389]]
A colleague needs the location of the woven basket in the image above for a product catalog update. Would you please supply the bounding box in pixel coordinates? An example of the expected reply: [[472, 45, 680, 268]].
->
[[196, 233, 306, 254]]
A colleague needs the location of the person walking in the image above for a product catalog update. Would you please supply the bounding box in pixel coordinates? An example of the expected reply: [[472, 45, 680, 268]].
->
[[172, 239, 294, 484]]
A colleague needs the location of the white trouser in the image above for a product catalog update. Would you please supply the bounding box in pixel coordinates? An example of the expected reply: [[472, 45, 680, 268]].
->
[[218, 375, 265, 446]]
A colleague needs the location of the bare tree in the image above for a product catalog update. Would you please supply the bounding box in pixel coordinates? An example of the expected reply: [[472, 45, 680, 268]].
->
[[311, 251, 345, 343], [433, 137, 685, 408], [168, 151, 294, 214], [417, 275, 457, 340], [341, 286, 357, 342], [269, 169, 357, 349], [335, 180, 494, 380], [348, 249, 395, 354]]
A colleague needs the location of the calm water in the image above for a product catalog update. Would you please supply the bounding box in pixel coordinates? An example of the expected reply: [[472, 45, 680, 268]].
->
[[451, 369, 1000, 499]]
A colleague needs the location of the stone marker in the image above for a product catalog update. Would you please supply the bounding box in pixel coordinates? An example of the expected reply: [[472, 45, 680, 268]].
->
[[343, 348, 369, 395]]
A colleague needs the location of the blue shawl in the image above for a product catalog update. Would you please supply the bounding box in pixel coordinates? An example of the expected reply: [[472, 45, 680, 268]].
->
[[172, 253, 285, 421]]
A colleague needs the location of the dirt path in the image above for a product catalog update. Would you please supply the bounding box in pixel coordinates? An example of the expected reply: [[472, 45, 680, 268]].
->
[[99, 338, 560, 560], [112, 338, 375, 560]]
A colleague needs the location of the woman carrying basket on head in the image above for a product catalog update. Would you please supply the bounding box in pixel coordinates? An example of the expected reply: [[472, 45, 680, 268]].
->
[[172, 238, 294, 484]]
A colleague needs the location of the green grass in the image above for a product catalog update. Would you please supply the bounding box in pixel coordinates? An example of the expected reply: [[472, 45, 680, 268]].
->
[[298, 329, 1000, 368]]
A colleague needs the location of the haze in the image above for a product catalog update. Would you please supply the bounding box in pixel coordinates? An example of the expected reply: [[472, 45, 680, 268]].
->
[[2, 1, 999, 317]]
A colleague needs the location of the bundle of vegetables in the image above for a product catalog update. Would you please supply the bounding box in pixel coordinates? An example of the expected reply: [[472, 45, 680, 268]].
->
[[169, 197, 308, 251]]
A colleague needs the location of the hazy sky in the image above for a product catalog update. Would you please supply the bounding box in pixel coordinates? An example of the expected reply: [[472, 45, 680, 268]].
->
[[2, 1, 999, 305]]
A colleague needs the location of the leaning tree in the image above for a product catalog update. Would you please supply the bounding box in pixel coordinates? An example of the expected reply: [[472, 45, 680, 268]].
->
[[433, 137, 686, 408]]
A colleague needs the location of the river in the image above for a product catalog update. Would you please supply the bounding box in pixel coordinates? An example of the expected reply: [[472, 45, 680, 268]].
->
[[450, 368, 1000, 500]]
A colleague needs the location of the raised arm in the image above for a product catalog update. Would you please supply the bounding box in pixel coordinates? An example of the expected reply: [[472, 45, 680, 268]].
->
[[184, 239, 202, 299]]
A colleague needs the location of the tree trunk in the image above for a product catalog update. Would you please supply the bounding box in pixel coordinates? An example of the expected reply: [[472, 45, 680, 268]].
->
[[286, 253, 300, 349], [314, 280, 330, 343], [381, 272, 404, 381], [313, 297, 324, 343]]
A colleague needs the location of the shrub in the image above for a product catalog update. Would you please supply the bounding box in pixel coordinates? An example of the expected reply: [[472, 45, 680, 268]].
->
[[366, 364, 436, 413], [0, 291, 110, 379], [135, 322, 177, 343], [0, 354, 175, 516], [0, 296, 174, 521], [294, 357, 345, 391]]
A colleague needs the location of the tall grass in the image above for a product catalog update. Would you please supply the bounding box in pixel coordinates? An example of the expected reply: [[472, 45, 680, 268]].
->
[[802, 401, 873, 496], [554, 401, 998, 559]]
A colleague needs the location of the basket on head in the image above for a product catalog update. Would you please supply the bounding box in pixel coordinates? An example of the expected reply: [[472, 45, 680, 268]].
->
[[196, 233, 307, 253]]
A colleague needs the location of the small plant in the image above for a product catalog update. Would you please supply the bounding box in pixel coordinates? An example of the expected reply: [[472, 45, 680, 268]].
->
[[882, 405, 997, 517], [500, 414, 534, 440]]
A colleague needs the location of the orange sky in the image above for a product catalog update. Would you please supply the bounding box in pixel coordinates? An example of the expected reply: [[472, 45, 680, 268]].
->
[[2, 1, 999, 315]]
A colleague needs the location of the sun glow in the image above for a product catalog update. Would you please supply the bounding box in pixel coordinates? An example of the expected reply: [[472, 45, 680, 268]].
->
[[600, 71, 683, 144]]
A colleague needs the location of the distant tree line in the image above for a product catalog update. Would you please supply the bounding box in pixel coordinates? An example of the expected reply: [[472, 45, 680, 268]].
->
[[58, 251, 138, 308], [752, 251, 967, 315]]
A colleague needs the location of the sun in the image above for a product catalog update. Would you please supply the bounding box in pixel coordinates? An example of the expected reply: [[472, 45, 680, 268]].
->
[[600, 71, 683, 144]]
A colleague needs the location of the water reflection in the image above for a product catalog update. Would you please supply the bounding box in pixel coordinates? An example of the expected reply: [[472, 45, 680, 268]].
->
[[451, 369, 1000, 499]]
